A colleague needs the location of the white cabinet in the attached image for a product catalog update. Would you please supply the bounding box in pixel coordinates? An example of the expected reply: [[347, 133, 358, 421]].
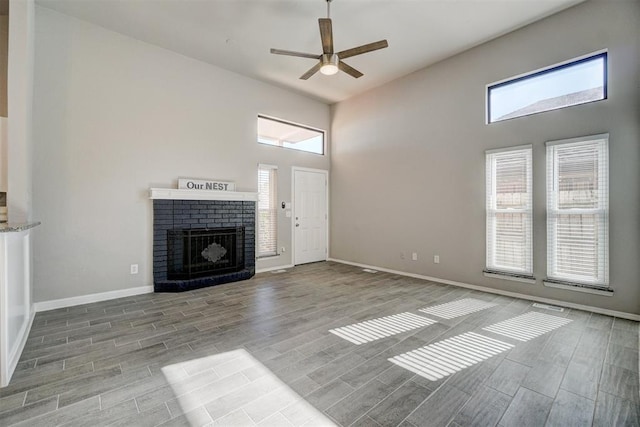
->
[[0, 224, 37, 387]]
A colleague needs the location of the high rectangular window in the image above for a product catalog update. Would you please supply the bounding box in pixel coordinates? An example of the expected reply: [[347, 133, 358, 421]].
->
[[258, 115, 325, 155], [257, 164, 278, 258], [487, 51, 607, 123], [546, 135, 609, 287], [485, 145, 533, 277]]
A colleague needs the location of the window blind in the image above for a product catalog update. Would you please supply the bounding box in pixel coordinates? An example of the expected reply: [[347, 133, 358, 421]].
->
[[258, 164, 278, 257], [486, 145, 533, 276], [546, 135, 609, 286]]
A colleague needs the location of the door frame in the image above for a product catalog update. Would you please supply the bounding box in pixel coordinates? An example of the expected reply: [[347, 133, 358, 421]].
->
[[291, 166, 329, 266]]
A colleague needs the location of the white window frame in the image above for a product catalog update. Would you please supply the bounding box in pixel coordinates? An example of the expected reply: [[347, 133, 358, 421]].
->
[[257, 115, 326, 155], [485, 145, 533, 280], [257, 164, 278, 258], [546, 134, 609, 288]]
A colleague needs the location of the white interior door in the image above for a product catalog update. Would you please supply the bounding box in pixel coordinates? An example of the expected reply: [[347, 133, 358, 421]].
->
[[294, 168, 328, 265]]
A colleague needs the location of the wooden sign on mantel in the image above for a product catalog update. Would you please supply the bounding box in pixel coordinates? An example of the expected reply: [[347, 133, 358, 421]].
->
[[178, 178, 236, 191]]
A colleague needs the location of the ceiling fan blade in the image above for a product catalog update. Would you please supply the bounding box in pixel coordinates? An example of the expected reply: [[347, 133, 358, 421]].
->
[[338, 61, 363, 79], [337, 40, 388, 60], [270, 48, 320, 59], [300, 62, 322, 80], [319, 18, 334, 54]]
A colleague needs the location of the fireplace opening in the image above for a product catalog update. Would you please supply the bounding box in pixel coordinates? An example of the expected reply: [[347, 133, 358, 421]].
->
[[167, 227, 245, 280]]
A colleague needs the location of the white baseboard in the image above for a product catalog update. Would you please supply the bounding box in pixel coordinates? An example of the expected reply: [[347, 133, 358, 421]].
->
[[34, 286, 154, 312], [328, 258, 640, 321], [256, 264, 295, 274], [2, 305, 35, 387]]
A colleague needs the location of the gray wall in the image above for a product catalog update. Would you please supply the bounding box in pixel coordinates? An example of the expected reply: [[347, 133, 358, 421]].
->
[[330, 1, 640, 314], [0, 15, 8, 118], [7, 0, 35, 222], [32, 7, 330, 302]]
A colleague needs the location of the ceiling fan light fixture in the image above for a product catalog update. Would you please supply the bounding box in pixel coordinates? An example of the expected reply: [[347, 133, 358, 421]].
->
[[320, 53, 339, 75]]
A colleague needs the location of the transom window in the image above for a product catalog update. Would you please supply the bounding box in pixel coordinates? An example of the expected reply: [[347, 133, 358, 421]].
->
[[487, 51, 607, 123], [258, 115, 325, 155]]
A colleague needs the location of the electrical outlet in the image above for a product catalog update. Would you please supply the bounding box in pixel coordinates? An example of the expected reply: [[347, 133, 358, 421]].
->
[[400, 252, 405, 260], [130, 264, 139, 275], [412, 252, 418, 261], [281, 247, 286, 253], [434, 255, 440, 264]]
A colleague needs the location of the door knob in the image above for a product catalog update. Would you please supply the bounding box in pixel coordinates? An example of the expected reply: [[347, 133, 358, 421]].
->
[[295, 223, 300, 227]]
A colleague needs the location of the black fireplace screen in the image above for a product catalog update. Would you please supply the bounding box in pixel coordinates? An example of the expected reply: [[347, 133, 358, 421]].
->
[[167, 227, 245, 280]]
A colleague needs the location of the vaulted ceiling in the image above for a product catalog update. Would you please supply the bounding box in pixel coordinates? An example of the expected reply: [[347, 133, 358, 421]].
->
[[36, 0, 585, 104]]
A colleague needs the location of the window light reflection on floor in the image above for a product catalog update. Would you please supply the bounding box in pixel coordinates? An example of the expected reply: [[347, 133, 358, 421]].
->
[[160, 349, 336, 425], [419, 298, 498, 319], [482, 311, 573, 341], [329, 312, 437, 345], [388, 332, 514, 381]]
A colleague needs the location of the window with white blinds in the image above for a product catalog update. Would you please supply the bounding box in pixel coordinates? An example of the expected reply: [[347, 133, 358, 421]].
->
[[546, 135, 609, 287], [257, 164, 278, 258], [486, 145, 533, 277]]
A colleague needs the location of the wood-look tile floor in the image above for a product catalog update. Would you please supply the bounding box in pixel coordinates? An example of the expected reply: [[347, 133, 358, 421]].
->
[[0, 262, 638, 426]]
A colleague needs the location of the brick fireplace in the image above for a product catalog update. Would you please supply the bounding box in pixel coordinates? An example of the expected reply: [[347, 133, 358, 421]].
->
[[151, 189, 256, 292]]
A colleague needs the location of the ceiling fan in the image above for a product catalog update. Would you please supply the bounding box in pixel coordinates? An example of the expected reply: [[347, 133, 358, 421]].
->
[[270, 0, 389, 80]]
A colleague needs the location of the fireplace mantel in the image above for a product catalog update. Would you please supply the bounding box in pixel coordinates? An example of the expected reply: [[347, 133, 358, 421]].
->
[[149, 188, 258, 202]]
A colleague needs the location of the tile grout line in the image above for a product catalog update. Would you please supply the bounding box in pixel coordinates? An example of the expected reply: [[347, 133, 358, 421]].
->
[[395, 370, 456, 427], [553, 310, 588, 403], [350, 372, 428, 427], [134, 395, 140, 414], [588, 315, 614, 424]]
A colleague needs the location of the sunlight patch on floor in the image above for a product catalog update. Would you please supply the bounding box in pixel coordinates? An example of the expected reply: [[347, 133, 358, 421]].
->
[[329, 312, 437, 345], [388, 332, 513, 381], [482, 311, 573, 341], [419, 298, 498, 319], [161, 349, 336, 425]]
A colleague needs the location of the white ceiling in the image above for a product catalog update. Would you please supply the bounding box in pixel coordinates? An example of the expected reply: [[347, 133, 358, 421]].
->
[[36, 0, 585, 104]]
